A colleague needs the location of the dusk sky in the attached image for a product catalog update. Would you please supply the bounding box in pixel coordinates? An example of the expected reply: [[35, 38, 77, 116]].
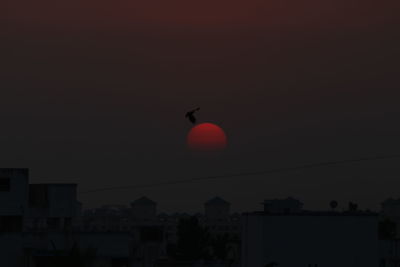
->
[[2, 0, 400, 212]]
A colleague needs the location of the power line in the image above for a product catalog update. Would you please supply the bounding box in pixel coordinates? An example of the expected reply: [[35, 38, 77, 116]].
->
[[77, 154, 400, 195]]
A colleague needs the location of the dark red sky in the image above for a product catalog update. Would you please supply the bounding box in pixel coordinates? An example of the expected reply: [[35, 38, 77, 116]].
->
[[2, 0, 400, 212]]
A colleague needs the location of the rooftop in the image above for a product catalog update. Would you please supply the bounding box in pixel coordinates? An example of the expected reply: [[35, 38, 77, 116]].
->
[[0, 168, 29, 175], [245, 210, 378, 217], [382, 198, 400, 205]]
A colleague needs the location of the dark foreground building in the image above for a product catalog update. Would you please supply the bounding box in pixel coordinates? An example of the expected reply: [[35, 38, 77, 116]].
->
[[242, 207, 379, 267]]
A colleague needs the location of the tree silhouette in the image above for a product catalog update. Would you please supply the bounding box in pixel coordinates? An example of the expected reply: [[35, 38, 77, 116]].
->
[[329, 200, 338, 211], [348, 202, 358, 212], [175, 216, 210, 261], [36, 243, 97, 267], [211, 233, 230, 261]]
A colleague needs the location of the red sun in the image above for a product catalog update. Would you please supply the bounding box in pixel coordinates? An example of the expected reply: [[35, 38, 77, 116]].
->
[[187, 123, 227, 151]]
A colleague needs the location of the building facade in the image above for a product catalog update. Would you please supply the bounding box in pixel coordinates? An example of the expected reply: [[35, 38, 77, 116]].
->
[[242, 211, 379, 267]]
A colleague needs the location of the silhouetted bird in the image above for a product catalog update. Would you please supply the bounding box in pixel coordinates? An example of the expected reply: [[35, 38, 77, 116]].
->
[[185, 107, 200, 124]]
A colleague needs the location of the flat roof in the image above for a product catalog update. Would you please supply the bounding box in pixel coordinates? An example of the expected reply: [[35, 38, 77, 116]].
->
[[30, 183, 77, 186], [0, 168, 29, 174], [245, 211, 378, 217]]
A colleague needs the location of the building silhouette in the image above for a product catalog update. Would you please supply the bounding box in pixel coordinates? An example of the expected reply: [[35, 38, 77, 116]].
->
[[263, 197, 303, 214], [242, 200, 379, 267], [1, 168, 400, 267], [131, 197, 157, 222]]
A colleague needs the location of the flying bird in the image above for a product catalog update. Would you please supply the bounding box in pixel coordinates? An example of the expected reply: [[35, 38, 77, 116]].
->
[[185, 107, 200, 124]]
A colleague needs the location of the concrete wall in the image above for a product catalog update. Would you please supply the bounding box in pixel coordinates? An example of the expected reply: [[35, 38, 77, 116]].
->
[[379, 239, 400, 267], [27, 183, 79, 231], [242, 213, 379, 267], [78, 232, 133, 258], [47, 184, 78, 218], [0, 169, 29, 216], [0, 233, 25, 267]]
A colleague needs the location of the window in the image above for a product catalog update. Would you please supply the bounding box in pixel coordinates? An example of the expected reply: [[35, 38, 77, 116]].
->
[[29, 185, 49, 208], [47, 218, 61, 230], [0, 216, 23, 232], [64, 217, 72, 231], [140, 226, 163, 242], [0, 178, 10, 192], [284, 208, 290, 214]]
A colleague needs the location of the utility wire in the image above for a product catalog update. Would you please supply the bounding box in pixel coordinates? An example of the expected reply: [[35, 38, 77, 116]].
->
[[77, 154, 400, 195]]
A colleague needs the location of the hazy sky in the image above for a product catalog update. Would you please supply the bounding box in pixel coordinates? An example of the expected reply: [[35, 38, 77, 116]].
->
[[2, 0, 400, 212]]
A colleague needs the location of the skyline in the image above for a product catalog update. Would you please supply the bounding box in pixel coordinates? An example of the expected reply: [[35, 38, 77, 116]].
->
[[29, 154, 400, 212]]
